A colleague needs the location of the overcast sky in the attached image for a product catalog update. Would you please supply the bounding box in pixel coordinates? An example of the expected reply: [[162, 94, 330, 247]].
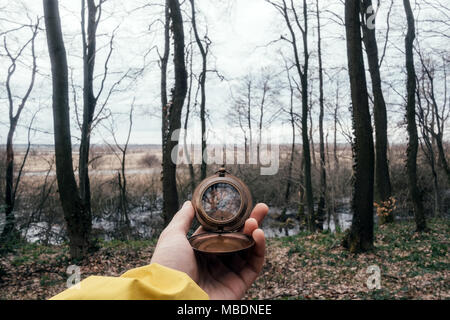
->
[[0, 0, 448, 147]]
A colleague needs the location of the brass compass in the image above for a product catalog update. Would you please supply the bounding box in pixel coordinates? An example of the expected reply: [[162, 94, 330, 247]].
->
[[189, 167, 254, 254]]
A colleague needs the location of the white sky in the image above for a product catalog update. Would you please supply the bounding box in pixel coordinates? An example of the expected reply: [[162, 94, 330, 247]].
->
[[0, 0, 448, 148]]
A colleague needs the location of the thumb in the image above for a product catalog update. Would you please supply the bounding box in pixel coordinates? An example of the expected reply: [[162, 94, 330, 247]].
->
[[169, 201, 195, 234]]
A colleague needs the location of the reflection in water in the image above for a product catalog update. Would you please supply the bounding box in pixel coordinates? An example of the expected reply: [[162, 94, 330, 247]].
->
[[202, 183, 241, 221]]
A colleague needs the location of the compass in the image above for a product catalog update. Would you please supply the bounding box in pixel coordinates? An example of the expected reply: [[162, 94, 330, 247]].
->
[[189, 167, 254, 254]]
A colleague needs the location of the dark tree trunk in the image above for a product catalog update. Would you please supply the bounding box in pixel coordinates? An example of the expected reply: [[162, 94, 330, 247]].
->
[[334, 84, 340, 170], [161, 0, 170, 193], [43, 0, 91, 259], [161, 0, 172, 224], [342, 0, 375, 253], [316, 0, 326, 231], [299, 0, 315, 232], [285, 67, 295, 205], [190, 0, 208, 180], [361, 0, 393, 224], [281, 58, 295, 221], [403, 0, 427, 232], [162, 0, 188, 225], [183, 37, 196, 192], [3, 128, 16, 241], [246, 79, 253, 161], [78, 0, 99, 218]]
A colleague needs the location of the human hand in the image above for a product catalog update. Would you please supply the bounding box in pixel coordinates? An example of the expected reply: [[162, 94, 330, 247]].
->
[[150, 201, 268, 300]]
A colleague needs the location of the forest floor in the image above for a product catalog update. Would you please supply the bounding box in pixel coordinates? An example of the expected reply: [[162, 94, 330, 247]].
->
[[0, 218, 448, 300]]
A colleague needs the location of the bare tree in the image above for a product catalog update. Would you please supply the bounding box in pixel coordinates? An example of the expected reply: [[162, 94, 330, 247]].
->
[[268, 0, 315, 231], [342, 0, 375, 253], [417, 70, 442, 217], [416, 50, 450, 185], [189, 0, 210, 180], [78, 0, 117, 219], [315, 0, 327, 231], [360, 0, 393, 224], [228, 75, 254, 164], [43, 0, 91, 259], [282, 55, 296, 211], [403, 0, 427, 232], [1, 19, 39, 242], [103, 101, 134, 239], [161, 0, 188, 225]]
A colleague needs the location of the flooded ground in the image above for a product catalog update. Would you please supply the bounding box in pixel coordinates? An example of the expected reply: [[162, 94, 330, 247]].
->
[[22, 199, 356, 244]]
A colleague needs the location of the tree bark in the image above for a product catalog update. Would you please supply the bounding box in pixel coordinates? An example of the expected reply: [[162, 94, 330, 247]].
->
[[360, 0, 393, 224], [403, 0, 427, 232], [190, 0, 208, 180], [162, 0, 188, 225], [43, 0, 91, 259], [342, 0, 375, 253], [78, 0, 100, 218], [334, 82, 340, 171], [316, 0, 326, 231], [183, 37, 196, 192], [298, 0, 315, 232]]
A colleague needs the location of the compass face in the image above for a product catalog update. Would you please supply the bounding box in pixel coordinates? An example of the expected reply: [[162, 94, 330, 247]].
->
[[201, 183, 242, 221]]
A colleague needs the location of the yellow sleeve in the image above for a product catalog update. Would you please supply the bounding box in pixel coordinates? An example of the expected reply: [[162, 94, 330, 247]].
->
[[50, 263, 209, 300]]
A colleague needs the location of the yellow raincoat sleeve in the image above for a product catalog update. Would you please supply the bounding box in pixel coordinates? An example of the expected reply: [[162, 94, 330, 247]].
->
[[50, 263, 209, 300]]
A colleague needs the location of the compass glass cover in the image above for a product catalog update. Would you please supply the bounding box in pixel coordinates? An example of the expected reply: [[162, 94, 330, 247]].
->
[[201, 183, 241, 221]]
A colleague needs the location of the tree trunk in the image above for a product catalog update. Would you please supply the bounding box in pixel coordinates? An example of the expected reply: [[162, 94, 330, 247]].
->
[[342, 0, 375, 253], [43, 0, 91, 259], [334, 84, 340, 170], [183, 37, 196, 192], [2, 126, 17, 241], [285, 69, 295, 205], [162, 0, 188, 225], [361, 0, 393, 224], [403, 0, 427, 232], [326, 133, 340, 231], [282, 58, 295, 221], [79, 0, 99, 218], [316, 0, 326, 231], [161, 0, 170, 211], [190, 0, 208, 180], [301, 0, 314, 231]]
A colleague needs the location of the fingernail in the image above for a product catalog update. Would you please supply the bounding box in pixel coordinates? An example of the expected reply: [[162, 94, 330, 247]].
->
[[182, 201, 191, 208]]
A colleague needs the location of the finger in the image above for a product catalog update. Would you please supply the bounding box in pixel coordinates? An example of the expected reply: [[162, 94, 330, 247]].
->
[[251, 228, 266, 261], [242, 217, 258, 236], [246, 229, 266, 274], [249, 203, 269, 226], [237, 228, 266, 288], [169, 201, 195, 234], [192, 225, 205, 236]]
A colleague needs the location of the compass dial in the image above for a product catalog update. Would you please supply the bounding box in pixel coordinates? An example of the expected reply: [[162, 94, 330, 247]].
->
[[201, 183, 241, 221]]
